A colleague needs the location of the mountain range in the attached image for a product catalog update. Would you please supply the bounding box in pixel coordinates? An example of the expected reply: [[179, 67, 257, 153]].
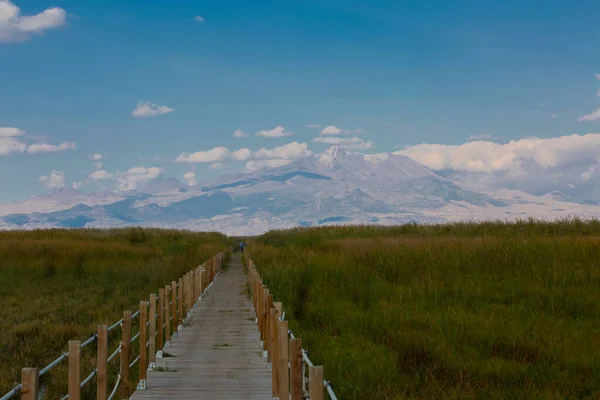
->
[[1, 146, 599, 235]]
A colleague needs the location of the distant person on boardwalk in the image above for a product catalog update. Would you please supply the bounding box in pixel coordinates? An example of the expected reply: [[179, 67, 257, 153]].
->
[[240, 241, 244, 253]]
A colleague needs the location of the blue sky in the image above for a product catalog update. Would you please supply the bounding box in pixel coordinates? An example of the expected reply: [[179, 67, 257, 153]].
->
[[1, 0, 600, 201]]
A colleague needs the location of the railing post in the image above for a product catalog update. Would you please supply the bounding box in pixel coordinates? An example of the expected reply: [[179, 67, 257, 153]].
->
[[269, 308, 279, 397], [258, 285, 264, 342], [138, 301, 147, 390], [263, 291, 272, 353], [178, 277, 183, 330], [309, 366, 324, 400], [68, 340, 81, 400], [199, 268, 204, 298], [158, 288, 164, 354], [171, 281, 177, 335], [120, 311, 132, 399], [164, 285, 171, 348], [97, 325, 108, 400], [20, 368, 39, 400], [276, 320, 289, 400], [290, 339, 302, 400], [149, 294, 157, 366]]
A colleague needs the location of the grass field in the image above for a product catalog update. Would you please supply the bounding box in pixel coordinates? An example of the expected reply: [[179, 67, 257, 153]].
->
[[249, 219, 600, 399], [0, 228, 232, 399]]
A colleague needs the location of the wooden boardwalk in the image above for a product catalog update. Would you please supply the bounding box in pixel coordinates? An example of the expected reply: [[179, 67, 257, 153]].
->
[[131, 253, 271, 399]]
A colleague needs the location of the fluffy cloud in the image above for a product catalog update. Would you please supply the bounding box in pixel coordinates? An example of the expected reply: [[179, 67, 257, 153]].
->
[[115, 166, 164, 191], [194, 15, 205, 22], [176, 142, 311, 168], [256, 126, 293, 138], [0, 127, 25, 137], [27, 141, 76, 154], [321, 126, 343, 135], [132, 101, 175, 118], [183, 172, 196, 186], [320, 126, 364, 136], [88, 170, 113, 181], [313, 136, 374, 150], [91, 153, 103, 161], [233, 129, 249, 138], [39, 170, 65, 188], [395, 133, 600, 172], [0, 137, 27, 155], [578, 108, 600, 122], [231, 148, 252, 161], [245, 159, 292, 172], [175, 146, 230, 163], [253, 142, 312, 160], [0, 1, 67, 43]]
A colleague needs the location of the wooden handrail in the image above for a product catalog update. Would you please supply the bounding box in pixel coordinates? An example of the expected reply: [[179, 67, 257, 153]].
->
[[244, 252, 338, 400]]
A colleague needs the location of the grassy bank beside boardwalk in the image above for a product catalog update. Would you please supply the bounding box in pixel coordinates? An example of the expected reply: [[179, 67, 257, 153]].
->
[[0, 228, 231, 398], [250, 219, 600, 399]]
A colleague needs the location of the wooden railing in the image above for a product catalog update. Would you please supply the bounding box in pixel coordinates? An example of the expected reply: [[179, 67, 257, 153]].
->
[[2, 252, 224, 400], [244, 252, 338, 400]]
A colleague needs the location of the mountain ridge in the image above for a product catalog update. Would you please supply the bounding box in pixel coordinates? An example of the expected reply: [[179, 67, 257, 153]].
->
[[1, 146, 599, 234]]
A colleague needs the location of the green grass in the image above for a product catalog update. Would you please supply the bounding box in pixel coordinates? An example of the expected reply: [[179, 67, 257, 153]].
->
[[249, 219, 600, 399], [0, 228, 232, 399]]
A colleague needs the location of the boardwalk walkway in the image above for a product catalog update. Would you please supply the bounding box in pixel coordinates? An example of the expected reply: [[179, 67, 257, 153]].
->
[[131, 253, 271, 399]]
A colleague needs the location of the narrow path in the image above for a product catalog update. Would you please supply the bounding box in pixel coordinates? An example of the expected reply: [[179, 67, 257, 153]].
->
[[130, 253, 271, 399]]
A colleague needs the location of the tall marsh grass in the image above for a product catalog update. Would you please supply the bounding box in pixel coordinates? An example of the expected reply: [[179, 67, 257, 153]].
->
[[0, 228, 232, 398], [251, 219, 600, 399]]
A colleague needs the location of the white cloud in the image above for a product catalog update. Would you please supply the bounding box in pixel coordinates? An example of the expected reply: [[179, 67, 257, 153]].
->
[[313, 136, 374, 150], [132, 101, 175, 118], [27, 141, 76, 153], [88, 170, 113, 181], [194, 15, 205, 22], [183, 172, 196, 186], [233, 129, 249, 138], [467, 134, 493, 141], [175, 146, 230, 163], [254, 142, 312, 160], [231, 148, 252, 161], [305, 124, 321, 129], [39, 170, 65, 188], [0, 127, 25, 137], [72, 181, 85, 189], [245, 159, 292, 172], [256, 126, 293, 138], [0, 137, 27, 155], [91, 153, 103, 161], [320, 126, 344, 135], [579, 108, 600, 122], [0, 1, 67, 43], [211, 163, 225, 170], [320, 125, 364, 136], [395, 133, 600, 172], [115, 166, 163, 191]]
